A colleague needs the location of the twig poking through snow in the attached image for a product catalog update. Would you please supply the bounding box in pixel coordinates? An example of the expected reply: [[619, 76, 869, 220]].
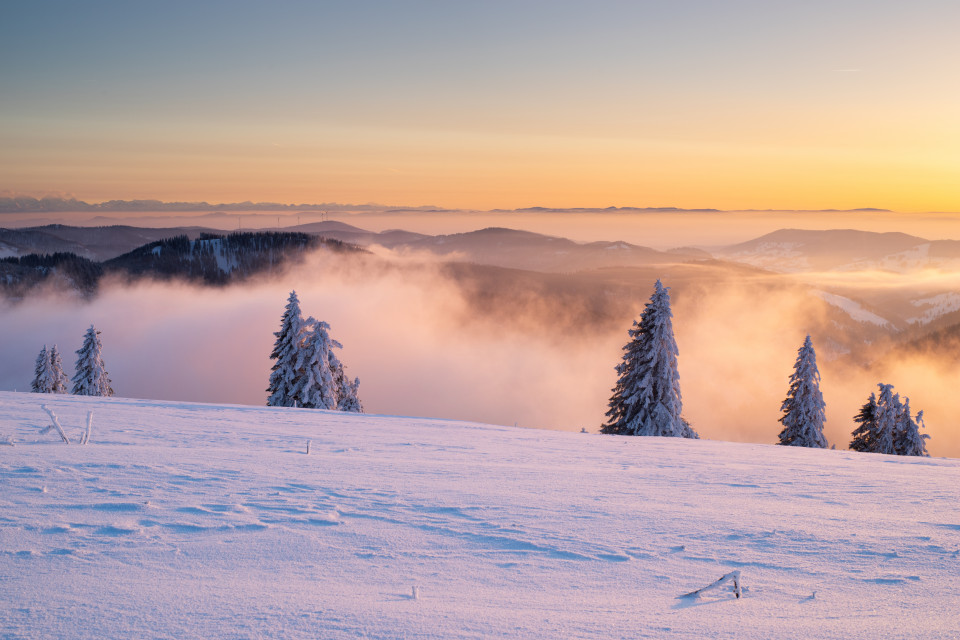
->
[[306, 439, 312, 455], [81, 411, 93, 445], [40, 405, 70, 444], [680, 570, 742, 600]]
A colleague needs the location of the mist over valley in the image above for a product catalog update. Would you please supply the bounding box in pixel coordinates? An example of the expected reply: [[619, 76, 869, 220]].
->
[[3, 210, 959, 456]]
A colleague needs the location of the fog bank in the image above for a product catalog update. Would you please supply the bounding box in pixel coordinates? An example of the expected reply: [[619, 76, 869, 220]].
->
[[2, 247, 956, 456]]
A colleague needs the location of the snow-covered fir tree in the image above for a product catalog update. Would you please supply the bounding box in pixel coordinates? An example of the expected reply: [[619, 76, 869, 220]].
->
[[333, 360, 363, 413], [602, 280, 696, 438], [49, 345, 68, 394], [266, 291, 363, 412], [849, 392, 879, 452], [266, 291, 307, 407], [31, 346, 51, 393], [72, 325, 114, 396], [872, 383, 899, 455], [777, 335, 828, 448], [293, 319, 340, 410], [851, 383, 930, 456], [893, 398, 930, 457]]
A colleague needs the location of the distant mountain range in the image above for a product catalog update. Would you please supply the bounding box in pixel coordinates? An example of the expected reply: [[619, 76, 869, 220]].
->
[[0, 224, 218, 262], [715, 228, 960, 273], [0, 196, 892, 215], [0, 231, 355, 299], [0, 197, 392, 213], [292, 223, 710, 272], [4, 221, 960, 341]]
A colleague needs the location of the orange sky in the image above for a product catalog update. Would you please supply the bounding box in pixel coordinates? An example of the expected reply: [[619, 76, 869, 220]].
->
[[2, 2, 959, 211]]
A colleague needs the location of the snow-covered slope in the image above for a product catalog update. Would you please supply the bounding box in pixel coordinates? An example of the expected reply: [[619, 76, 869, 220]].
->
[[1, 392, 957, 639], [715, 229, 926, 273], [815, 291, 891, 327]]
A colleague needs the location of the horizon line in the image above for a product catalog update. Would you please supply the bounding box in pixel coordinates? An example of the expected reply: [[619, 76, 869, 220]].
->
[[0, 195, 916, 216]]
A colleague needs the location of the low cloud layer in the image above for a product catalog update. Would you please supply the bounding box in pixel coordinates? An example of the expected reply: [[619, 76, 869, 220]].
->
[[2, 246, 957, 456]]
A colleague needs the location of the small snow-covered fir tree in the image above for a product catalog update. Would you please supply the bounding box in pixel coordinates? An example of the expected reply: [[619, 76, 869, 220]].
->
[[31, 346, 51, 393], [293, 319, 339, 410], [49, 345, 68, 394], [853, 384, 930, 456], [777, 335, 827, 448], [893, 398, 930, 457], [266, 291, 307, 407], [72, 325, 114, 396], [849, 392, 879, 452], [333, 358, 363, 413], [602, 280, 696, 438], [266, 291, 363, 412]]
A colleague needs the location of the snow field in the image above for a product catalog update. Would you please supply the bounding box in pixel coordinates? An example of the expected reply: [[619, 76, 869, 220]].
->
[[1, 391, 958, 639]]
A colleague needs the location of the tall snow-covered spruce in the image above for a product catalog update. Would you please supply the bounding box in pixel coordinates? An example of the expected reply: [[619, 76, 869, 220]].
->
[[294, 319, 339, 410], [266, 291, 363, 412], [72, 325, 114, 397], [872, 383, 899, 455], [777, 335, 827, 448], [266, 290, 307, 407], [602, 280, 696, 438]]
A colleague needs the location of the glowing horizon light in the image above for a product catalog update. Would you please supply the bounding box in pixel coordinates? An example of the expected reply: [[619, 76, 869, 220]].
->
[[2, 2, 959, 213]]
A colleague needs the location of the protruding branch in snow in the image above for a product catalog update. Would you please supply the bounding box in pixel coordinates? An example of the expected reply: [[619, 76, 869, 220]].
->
[[680, 570, 742, 600], [40, 405, 70, 444], [306, 439, 312, 455], [80, 411, 93, 445]]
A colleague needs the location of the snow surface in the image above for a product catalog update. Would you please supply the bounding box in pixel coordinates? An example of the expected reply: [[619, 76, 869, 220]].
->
[[907, 293, 960, 326], [1, 391, 958, 639], [815, 291, 891, 327], [721, 241, 810, 272]]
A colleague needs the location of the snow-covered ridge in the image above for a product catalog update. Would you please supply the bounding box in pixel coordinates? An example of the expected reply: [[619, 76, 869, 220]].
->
[[2, 392, 957, 639], [907, 292, 960, 326], [720, 240, 810, 272], [816, 291, 891, 327]]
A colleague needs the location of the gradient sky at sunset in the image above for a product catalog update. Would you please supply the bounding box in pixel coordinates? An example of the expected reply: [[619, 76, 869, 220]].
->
[[2, 0, 958, 211]]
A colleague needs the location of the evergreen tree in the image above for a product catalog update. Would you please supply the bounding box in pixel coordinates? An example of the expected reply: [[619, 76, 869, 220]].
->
[[266, 291, 307, 407], [872, 383, 899, 455], [49, 345, 68, 393], [849, 392, 879, 452], [293, 319, 339, 410], [333, 359, 363, 413], [602, 280, 695, 438], [72, 325, 114, 396], [777, 335, 828, 448], [266, 291, 363, 412], [31, 345, 50, 393], [893, 398, 930, 457], [852, 383, 930, 456]]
